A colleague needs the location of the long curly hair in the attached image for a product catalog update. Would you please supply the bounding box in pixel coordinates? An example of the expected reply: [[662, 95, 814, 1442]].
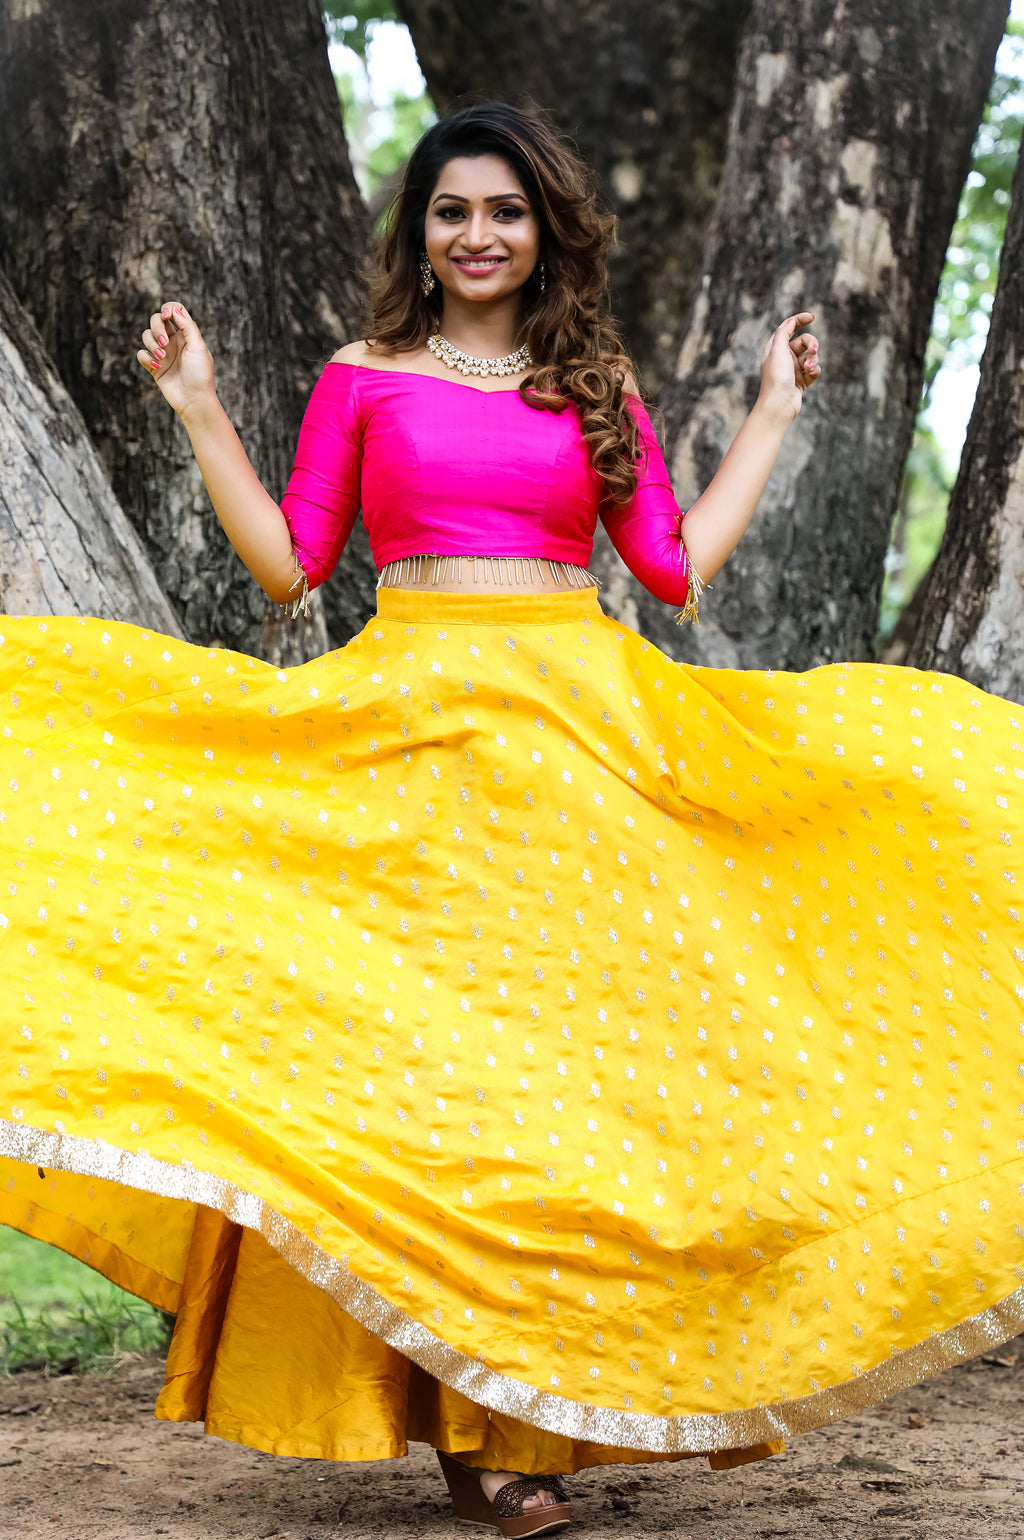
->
[[367, 101, 642, 507]]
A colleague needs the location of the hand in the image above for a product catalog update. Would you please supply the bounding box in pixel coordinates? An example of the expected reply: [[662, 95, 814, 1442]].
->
[[758, 311, 821, 420], [137, 302, 216, 420]]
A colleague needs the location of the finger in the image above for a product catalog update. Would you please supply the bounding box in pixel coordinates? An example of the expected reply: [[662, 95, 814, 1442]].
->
[[766, 314, 813, 362], [159, 300, 197, 340], [801, 353, 821, 383], [149, 312, 170, 348], [137, 348, 159, 376], [142, 328, 167, 367], [138, 336, 161, 366], [157, 302, 183, 336]]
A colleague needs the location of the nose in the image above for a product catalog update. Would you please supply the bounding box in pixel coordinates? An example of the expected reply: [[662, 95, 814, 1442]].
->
[[463, 211, 493, 250]]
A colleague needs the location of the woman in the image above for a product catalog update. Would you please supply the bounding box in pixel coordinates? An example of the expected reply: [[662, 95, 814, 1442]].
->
[[1, 102, 1021, 1538]]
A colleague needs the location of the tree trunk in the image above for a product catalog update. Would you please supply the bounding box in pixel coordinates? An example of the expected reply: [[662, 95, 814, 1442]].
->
[[0, 0, 372, 663], [395, 0, 751, 394], [640, 0, 1008, 672], [0, 267, 183, 636], [901, 141, 1024, 702]]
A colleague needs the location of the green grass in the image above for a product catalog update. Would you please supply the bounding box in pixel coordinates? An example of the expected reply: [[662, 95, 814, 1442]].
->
[[0, 1226, 169, 1374]]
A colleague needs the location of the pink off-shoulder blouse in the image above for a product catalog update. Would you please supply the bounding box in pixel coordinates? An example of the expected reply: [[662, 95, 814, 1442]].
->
[[280, 363, 692, 605]]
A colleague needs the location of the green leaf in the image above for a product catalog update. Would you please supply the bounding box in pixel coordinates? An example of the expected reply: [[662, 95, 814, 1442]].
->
[[323, 1, 399, 63]]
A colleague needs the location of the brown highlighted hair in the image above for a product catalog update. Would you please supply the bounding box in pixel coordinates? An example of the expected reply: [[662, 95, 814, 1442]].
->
[[368, 101, 642, 507]]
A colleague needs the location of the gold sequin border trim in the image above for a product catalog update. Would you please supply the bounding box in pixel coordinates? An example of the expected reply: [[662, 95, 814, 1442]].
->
[[3, 1118, 1022, 1455]]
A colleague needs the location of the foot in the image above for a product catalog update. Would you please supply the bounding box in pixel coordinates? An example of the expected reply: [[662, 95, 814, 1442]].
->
[[479, 1470, 563, 1513], [437, 1450, 570, 1536]]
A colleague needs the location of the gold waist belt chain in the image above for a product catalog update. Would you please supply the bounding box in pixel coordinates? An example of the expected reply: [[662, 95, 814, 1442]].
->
[[375, 555, 601, 589]]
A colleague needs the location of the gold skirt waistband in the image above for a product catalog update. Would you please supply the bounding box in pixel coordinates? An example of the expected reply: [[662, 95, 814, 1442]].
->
[[373, 580, 603, 626]]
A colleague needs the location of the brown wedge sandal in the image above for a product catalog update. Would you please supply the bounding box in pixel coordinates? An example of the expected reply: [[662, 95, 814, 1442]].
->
[[436, 1450, 571, 1537]]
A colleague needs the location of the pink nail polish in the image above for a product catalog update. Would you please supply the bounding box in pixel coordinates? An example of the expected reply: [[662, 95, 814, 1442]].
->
[[160, 335, 168, 346]]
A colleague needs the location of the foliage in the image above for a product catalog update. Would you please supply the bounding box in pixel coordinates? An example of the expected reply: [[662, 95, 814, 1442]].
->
[[0, 1227, 168, 1374], [322, 0, 398, 62], [877, 426, 955, 641], [0, 1292, 169, 1375], [336, 74, 436, 207], [326, 6, 435, 207], [924, 33, 1024, 395], [879, 22, 1024, 642]]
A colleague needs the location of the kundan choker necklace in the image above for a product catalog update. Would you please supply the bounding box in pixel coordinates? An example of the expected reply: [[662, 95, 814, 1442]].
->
[[427, 332, 532, 378]]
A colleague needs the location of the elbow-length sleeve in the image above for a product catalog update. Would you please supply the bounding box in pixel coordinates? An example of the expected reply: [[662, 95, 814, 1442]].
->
[[599, 395, 699, 616], [280, 364, 363, 591]]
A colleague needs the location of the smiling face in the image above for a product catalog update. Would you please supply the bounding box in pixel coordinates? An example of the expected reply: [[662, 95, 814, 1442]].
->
[[423, 154, 542, 307]]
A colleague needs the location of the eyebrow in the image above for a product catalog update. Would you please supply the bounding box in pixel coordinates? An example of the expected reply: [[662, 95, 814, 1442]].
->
[[430, 192, 528, 206]]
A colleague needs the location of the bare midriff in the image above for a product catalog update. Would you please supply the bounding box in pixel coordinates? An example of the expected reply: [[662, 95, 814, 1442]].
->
[[375, 554, 599, 594]]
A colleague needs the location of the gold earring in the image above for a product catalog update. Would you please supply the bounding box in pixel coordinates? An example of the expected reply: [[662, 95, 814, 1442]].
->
[[538, 261, 546, 293], [420, 252, 435, 297]]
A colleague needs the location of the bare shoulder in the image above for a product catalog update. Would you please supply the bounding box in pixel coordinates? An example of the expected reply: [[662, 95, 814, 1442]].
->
[[622, 370, 641, 397], [330, 339, 377, 366]]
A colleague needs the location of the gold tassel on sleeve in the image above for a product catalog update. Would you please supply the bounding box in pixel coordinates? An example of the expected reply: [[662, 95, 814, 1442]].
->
[[283, 559, 312, 621], [674, 526, 706, 626], [674, 566, 705, 626]]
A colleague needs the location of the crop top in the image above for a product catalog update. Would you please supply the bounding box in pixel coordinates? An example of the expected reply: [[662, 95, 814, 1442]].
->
[[280, 362, 692, 606]]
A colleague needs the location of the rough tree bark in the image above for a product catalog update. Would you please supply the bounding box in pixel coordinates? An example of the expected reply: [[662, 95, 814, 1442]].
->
[[0, 0, 372, 664], [901, 142, 1024, 703], [0, 267, 182, 636], [395, 0, 751, 394], [643, 0, 1009, 672]]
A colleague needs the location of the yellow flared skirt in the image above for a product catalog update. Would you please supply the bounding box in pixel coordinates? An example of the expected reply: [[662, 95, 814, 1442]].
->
[[0, 586, 1022, 1474]]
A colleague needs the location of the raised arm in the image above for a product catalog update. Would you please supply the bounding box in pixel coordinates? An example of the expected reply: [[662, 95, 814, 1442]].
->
[[601, 314, 820, 616], [137, 304, 362, 610]]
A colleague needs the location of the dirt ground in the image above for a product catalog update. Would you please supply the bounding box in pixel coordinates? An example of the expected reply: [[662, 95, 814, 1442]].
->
[[1, 1338, 1023, 1540]]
